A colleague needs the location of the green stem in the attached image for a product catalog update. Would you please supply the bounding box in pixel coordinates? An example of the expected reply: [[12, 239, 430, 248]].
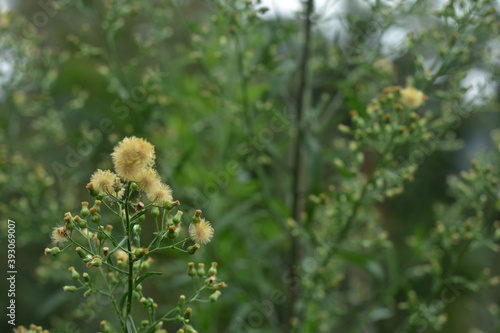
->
[[101, 198, 123, 219], [146, 238, 191, 256], [146, 285, 208, 333], [103, 262, 129, 276], [99, 267, 127, 331], [289, 1, 314, 330], [125, 182, 134, 317]]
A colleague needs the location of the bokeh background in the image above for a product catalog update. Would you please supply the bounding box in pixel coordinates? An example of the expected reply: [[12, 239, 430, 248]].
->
[[1, 0, 500, 332]]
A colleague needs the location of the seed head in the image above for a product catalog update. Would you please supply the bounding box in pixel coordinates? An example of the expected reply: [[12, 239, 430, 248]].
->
[[400, 86, 426, 109], [90, 169, 117, 194], [111, 136, 156, 181], [189, 219, 214, 245]]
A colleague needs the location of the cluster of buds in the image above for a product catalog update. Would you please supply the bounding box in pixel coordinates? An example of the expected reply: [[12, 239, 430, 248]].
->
[[140, 296, 158, 317], [339, 85, 430, 150], [187, 261, 226, 301], [84, 255, 103, 268], [62, 266, 95, 299], [165, 210, 183, 239], [14, 324, 49, 333]]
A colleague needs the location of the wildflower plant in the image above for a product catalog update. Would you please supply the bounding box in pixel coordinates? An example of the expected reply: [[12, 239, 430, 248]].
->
[[3, 0, 500, 331], [44, 137, 224, 333]]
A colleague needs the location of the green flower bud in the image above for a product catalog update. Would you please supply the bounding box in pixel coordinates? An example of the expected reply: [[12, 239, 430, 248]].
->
[[90, 210, 101, 224], [133, 224, 141, 235], [86, 183, 99, 197], [197, 263, 205, 278], [101, 320, 110, 333], [81, 202, 90, 218], [208, 262, 218, 276], [187, 262, 196, 277], [50, 247, 61, 256], [187, 244, 200, 255], [183, 307, 192, 320], [69, 267, 80, 280], [164, 200, 180, 211], [151, 207, 160, 218], [167, 225, 178, 239], [93, 200, 101, 213], [97, 226, 106, 240], [135, 248, 149, 259], [84, 289, 93, 297], [76, 247, 86, 258], [63, 286, 76, 292], [178, 294, 186, 308], [209, 290, 221, 303], [64, 215, 75, 231], [74, 215, 87, 229], [192, 210, 202, 223], [130, 181, 139, 192], [88, 257, 102, 268], [173, 211, 183, 225], [83, 272, 91, 283]]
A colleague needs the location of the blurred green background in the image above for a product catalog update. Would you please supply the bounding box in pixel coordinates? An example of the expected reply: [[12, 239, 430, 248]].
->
[[1, 0, 500, 332]]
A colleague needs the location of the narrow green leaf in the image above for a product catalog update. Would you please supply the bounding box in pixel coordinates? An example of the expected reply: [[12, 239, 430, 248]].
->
[[126, 314, 138, 333], [119, 292, 128, 313], [135, 272, 163, 288], [131, 209, 149, 222], [108, 237, 128, 256]]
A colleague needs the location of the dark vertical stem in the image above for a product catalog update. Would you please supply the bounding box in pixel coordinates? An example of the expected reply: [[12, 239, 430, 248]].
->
[[125, 182, 134, 317], [289, 0, 314, 330], [234, 31, 253, 134]]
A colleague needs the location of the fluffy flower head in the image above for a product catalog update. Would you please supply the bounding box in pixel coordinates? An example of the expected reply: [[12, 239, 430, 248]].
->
[[137, 167, 161, 193], [400, 86, 426, 109], [189, 219, 214, 245], [146, 181, 173, 206], [51, 226, 69, 244], [90, 169, 117, 193], [111, 136, 155, 181]]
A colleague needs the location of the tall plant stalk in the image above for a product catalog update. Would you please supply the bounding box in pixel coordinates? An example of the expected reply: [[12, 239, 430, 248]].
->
[[289, 0, 314, 330]]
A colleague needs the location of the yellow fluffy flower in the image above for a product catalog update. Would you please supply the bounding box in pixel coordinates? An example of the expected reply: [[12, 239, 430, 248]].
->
[[90, 169, 117, 193], [400, 86, 426, 109], [189, 219, 214, 245], [137, 167, 161, 193], [111, 137, 155, 181], [146, 181, 173, 206]]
